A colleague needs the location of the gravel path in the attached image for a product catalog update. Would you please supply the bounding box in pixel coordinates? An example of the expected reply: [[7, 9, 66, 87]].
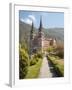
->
[[38, 56, 56, 78]]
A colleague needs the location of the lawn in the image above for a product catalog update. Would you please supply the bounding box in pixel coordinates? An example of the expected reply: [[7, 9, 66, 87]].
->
[[25, 58, 42, 78]]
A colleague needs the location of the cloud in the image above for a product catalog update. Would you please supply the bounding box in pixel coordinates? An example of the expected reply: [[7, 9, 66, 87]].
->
[[20, 15, 36, 25], [20, 18, 32, 25], [25, 19, 32, 25], [28, 15, 36, 22], [20, 18, 25, 22]]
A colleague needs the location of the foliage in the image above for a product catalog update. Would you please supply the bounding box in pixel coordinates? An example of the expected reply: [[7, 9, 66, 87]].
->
[[35, 52, 43, 59], [47, 44, 64, 59], [20, 42, 29, 53], [30, 22, 34, 39], [19, 43, 43, 79], [47, 46, 54, 53], [56, 44, 64, 58], [26, 59, 42, 78], [19, 46, 29, 79], [47, 55, 64, 76], [30, 52, 43, 66], [25, 52, 43, 78], [30, 57, 38, 66]]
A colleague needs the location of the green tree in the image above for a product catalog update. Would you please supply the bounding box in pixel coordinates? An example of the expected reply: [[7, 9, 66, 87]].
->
[[30, 22, 34, 40], [19, 45, 29, 79]]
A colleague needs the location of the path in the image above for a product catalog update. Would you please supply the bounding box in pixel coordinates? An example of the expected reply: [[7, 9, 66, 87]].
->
[[38, 56, 58, 78]]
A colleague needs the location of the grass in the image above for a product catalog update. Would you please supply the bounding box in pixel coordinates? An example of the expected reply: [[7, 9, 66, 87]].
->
[[48, 55, 64, 76], [25, 58, 42, 78]]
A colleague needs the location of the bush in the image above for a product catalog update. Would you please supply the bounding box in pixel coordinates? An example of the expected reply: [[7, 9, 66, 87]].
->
[[47, 55, 64, 76], [30, 56, 39, 66], [56, 44, 64, 58], [35, 52, 43, 59], [47, 46, 54, 53], [30, 59, 37, 66], [26, 58, 42, 78], [19, 47, 29, 79], [30, 52, 43, 66]]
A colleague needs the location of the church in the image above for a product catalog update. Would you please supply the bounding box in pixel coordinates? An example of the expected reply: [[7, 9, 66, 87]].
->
[[30, 17, 56, 55]]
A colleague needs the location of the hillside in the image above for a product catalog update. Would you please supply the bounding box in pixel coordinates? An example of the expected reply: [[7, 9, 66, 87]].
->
[[43, 28, 64, 42], [19, 20, 31, 43]]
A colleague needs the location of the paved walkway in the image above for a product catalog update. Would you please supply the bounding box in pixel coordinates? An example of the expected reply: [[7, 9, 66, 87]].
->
[[38, 56, 54, 78]]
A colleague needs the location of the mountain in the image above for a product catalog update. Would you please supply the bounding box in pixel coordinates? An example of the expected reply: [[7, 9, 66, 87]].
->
[[19, 20, 31, 43], [43, 28, 64, 42], [19, 20, 37, 48], [19, 20, 64, 46]]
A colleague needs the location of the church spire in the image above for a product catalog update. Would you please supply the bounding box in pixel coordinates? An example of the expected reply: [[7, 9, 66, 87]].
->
[[39, 16, 42, 32]]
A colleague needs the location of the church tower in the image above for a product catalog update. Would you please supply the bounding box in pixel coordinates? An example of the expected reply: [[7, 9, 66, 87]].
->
[[39, 17, 42, 30], [38, 16, 44, 52], [38, 16, 42, 37]]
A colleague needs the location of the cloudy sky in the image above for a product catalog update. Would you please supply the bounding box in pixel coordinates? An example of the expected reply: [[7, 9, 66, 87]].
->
[[19, 10, 64, 29]]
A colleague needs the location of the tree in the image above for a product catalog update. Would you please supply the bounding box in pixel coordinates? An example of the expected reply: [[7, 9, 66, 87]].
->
[[19, 45, 29, 79], [30, 21, 34, 40], [29, 21, 34, 57]]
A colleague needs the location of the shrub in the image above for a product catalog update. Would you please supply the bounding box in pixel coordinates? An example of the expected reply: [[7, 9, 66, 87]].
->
[[56, 44, 64, 58], [35, 52, 43, 59], [47, 46, 54, 53], [30, 52, 43, 66], [47, 55, 64, 76], [19, 47, 29, 79], [30, 55, 37, 66], [30, 55, 39, 66], [30, 59, 37, 66], [26, 58, 42, 78]]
